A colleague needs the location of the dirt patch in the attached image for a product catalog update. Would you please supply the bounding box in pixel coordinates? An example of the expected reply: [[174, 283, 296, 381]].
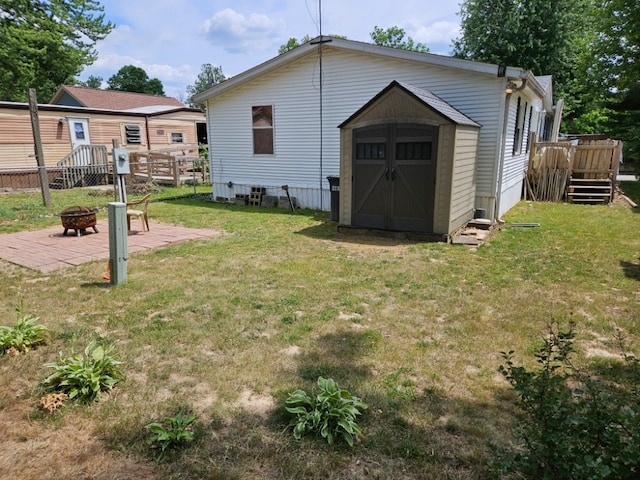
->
[[280, 345, 302, 356], [234, 388, 275, 418]]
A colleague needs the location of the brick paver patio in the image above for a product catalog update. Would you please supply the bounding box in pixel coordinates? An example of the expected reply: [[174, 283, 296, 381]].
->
[[0, 220, 221, 273]]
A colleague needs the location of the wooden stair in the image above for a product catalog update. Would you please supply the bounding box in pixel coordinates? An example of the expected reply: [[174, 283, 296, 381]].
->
[[566, 178, 613, 204]]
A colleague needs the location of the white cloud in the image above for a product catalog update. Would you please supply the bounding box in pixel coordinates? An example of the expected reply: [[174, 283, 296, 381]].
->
[[83, 54, 197, 93], [200, 8, 286, 54], [409, 20, 460, 47]]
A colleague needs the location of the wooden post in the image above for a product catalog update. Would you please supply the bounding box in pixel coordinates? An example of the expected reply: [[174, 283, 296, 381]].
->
[[28, 88, 51, 206]]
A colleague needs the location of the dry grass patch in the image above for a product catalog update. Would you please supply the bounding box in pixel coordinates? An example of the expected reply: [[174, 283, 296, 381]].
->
[[1, 190, 640, 478]]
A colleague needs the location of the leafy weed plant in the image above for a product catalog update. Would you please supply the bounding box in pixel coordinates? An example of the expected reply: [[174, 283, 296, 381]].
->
[[0, 306, 47, 354], [146, 409, 198, 463], [491, 322, 640, 480], [286, 376, 367, 447], [43, 340, 124, 403]]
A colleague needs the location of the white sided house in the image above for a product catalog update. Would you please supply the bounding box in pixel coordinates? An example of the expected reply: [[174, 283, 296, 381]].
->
[[193, 37, 557, 232]]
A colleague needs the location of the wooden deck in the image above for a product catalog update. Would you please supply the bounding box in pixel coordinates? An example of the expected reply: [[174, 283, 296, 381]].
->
[[526, 136, 622, 204], [129, 145, 206, 186]]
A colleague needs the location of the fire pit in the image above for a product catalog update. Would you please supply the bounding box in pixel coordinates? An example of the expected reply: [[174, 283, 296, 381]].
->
[[57, 206, 99, 236]]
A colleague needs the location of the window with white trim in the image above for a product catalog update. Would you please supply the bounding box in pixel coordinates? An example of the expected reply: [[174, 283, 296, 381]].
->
[[171, 132, 184, 143]]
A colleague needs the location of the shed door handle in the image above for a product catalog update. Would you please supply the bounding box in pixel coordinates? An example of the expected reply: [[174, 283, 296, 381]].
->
[[390, 168, 396, 181], [384, 167, 389, 181]]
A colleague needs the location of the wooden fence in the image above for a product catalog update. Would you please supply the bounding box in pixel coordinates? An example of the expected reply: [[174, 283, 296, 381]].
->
[[526, 136, 622, 203]]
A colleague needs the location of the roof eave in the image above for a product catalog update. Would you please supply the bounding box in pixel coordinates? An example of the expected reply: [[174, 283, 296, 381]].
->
[[193, 36, 553, 107]]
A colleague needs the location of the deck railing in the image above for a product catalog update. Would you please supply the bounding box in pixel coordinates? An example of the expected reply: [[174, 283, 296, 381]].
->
[[52, 145, 110, 189], [526, 136, 623, 203]]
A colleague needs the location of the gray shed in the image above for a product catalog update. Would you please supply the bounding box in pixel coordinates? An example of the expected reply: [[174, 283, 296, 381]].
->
[[338, 80, 481, 237]]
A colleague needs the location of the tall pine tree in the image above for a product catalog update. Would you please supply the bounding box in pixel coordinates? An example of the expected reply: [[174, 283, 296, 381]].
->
[[0, 0, 113, 101]]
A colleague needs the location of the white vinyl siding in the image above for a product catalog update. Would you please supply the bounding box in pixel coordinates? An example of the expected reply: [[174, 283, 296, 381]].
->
[[206, 46, 521, 210]]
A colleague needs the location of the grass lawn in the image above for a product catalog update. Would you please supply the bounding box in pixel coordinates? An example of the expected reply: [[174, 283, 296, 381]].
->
[[1, 184, 639, 479]]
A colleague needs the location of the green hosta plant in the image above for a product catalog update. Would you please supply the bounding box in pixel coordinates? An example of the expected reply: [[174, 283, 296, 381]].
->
[[286, 376, 367, 446], [0, 307, 48, 354], [43, 340, 124, 403], [146, 409, 198, 462]]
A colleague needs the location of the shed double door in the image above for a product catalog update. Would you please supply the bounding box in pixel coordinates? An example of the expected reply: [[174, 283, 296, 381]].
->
[[352, 124, 438, 233]]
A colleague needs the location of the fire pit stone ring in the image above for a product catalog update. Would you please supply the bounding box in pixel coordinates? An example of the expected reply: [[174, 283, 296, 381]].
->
[[57, 206, 99, 237]]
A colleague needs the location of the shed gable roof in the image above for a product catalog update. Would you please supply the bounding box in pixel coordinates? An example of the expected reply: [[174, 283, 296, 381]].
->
[[51, 85, 185, 111], [339, 80, 481, 128]]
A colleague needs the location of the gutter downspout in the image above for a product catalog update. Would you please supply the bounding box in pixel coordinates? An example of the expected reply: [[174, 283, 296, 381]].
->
[[144, 115, 151, 150]]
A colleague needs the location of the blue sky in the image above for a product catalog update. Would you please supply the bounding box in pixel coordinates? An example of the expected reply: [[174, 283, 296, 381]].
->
[[81, 1, 462, 100]]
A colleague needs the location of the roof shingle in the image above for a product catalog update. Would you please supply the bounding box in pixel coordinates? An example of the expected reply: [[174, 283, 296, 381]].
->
[[51, 85, 185, 110]]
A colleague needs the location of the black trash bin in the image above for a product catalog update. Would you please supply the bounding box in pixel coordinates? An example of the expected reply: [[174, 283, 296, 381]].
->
[[326, 176, 340, 222]]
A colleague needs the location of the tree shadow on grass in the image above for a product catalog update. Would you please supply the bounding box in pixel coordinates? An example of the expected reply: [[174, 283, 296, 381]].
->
[[620, 259, 640, 280], [148, 389, 504, 479], [101, 325, 511, 479], [294, 330, 379, 387]]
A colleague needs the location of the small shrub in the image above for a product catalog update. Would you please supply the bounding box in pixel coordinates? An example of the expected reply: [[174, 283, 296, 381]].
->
[[286, 376, 367, 446], [490, 322, 640, 480], [383, 367, 418, 401], [42, 340, 124, 403], [0, 307, 48, 354], [146, 409, 198, 463]]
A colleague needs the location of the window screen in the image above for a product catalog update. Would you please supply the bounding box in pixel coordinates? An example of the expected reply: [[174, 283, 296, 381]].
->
[[252, 105, 274, 154]]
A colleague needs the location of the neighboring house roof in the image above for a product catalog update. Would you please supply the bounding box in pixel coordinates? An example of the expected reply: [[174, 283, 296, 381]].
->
[[0, 101, 201, 118], [339, 80, 482, 128], [50, 85, 185, 111], [193, 36, 550, 104]]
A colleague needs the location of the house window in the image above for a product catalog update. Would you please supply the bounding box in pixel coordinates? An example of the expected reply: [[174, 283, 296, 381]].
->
[[252, 105, 274, 154], [73, 122, 86, 140], [525, 106, 534, 153], [512, 97, 521, 155], [171, 132, 184, 143], [125, 124, 141, 144]]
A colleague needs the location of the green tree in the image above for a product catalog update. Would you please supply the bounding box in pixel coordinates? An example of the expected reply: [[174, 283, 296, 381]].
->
[[582, 1, 639, 163], [0, 0, 113, 102], [277, 34, 348, 55], [590, 0, 639, 97], [107, 65, 165, 95], [186, 64, 226, 107], [81, 75, 103, 89], [452, 0, 594, 131], [370, 26, 429, 53], [452, 1, 584, 90], [278, 35, 312, 54]]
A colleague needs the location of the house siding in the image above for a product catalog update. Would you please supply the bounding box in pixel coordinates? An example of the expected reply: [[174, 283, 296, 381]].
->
[[496, 93, 544, 217], [0, 106, 203, 169], [206, 47, 505, 210]]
